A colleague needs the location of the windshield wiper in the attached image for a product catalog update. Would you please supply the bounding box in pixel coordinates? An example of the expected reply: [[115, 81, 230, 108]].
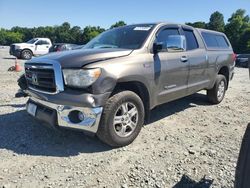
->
[[94, 44, 118, 49]]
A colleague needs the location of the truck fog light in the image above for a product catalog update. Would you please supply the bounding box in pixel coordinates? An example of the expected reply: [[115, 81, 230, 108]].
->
[[68, 110, 85, 123], [78, 111, 85, 121]]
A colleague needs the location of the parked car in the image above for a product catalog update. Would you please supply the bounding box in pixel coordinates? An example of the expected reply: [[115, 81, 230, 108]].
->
[[236, 54, 249, 68], [49, 43, 79, 53], [9, 38, 52, 60], [72, 44, 85, 50], [23, 23, 235, 147]]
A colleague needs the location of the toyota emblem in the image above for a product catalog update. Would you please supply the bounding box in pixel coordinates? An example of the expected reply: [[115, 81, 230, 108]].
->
[[32, 73, 38, 85]]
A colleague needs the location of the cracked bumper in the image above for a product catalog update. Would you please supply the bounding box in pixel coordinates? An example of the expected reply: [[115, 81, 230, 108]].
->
[[27, 97, 103, 134]]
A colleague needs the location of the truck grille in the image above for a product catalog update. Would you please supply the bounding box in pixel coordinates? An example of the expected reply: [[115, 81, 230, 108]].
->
[[9, 45, 15, 54], [25, 64, 57, 93]]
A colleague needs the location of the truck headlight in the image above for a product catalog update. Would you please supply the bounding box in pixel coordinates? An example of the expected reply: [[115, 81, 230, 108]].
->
[[63, 68, 101, 88]]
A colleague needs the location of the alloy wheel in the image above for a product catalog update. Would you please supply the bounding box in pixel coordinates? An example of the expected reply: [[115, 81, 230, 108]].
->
[[113, 102, 139, 137]]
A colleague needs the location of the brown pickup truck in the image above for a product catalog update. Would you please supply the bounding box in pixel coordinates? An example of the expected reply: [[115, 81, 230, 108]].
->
[[23, 22, 235, 146]]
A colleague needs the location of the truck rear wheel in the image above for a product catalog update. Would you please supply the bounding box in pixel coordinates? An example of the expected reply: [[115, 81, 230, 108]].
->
[[21, 49, 32, 60], [97, 91, 145, 147], [207, 74, 227, 104]]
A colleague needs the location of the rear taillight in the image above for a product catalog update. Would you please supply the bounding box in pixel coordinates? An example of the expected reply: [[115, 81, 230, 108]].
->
[[232, 53, 237, 61]]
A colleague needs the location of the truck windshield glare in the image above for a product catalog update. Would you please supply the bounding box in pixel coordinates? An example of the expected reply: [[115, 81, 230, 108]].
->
[[83, 24, 155, 50]]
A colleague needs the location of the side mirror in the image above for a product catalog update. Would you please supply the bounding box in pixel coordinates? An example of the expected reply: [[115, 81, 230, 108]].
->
[[153, 42, 163, 54], [166, 35, 186, 52]]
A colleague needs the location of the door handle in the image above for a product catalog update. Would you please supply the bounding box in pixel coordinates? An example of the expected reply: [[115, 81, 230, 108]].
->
[[180, 56, 188, 63]]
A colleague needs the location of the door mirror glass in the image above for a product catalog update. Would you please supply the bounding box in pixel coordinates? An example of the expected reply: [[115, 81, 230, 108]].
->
[[166, 35, 186, 52]]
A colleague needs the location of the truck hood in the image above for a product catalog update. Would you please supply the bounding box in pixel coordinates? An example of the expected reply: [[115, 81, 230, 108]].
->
[[28, 48, 133, 68], [13, 43, 35, 48]]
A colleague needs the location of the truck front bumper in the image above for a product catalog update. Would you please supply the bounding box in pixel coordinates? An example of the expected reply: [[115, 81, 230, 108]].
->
[[27, 97, 103, 134], [9, 48, 21, 57], [229, 62, 235, 81]]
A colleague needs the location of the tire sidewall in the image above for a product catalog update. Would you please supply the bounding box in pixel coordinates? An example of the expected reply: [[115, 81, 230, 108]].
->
[[98, 92, 144, 147], [215, 75, 227, 103], [21, 50, 32, 60]]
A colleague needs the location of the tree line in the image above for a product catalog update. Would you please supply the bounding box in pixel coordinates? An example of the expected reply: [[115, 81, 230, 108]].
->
[[0, 21, 126, 46], [187, 9, 250, 53], [0, 9, 249, 53]]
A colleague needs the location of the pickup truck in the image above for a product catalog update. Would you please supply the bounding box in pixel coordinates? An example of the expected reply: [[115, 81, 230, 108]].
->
[[10, 38, 52, 60], [24, 23, 235, 147]]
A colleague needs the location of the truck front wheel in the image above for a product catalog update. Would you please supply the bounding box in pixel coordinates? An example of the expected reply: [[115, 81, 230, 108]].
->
[[207, 74, 227, 104], [97, 91, 145, 147], [21, 49, 32, 60]]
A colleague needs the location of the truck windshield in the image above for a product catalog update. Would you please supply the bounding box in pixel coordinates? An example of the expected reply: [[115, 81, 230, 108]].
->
[[83, 24, 155, 50], [26, 38, 38, 44]]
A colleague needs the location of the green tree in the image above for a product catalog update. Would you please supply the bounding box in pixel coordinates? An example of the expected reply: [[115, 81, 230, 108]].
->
[[225, 9, 250, 53], [70, 26, 82, 44], [0, 29, 7, 44], [208, 11, 225, 32], [54, 22, 73, 43], [110, 21, 126, 29], [239, 27, 250, 53], [0, 29, 23, 45], [5, 31, 23, 44], [11, 26, 32, 42], [61, 22, 71, 31], [186, 21, 207, 29], [81, 26, 105, 44], [43, 26, 56, 43]]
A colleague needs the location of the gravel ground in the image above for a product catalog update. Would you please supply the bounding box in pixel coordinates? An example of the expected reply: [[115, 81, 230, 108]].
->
[[0, 47, 249, 188]]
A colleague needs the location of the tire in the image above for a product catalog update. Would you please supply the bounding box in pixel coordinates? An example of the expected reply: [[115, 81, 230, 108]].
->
[[21, 49, 32, 60], [16, 55, 21, 59], [235, 123, 250, 188], [207, 74, 227, 104], [97, 91, 145, 147]]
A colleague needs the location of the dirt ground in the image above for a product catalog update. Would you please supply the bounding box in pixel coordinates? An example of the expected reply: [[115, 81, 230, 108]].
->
[[0, 46, 249, 188]]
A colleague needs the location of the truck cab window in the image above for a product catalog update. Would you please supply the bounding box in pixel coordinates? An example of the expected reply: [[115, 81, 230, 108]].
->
[[42, 40, 50, 45], [157, 28, 180, 45], [201, 32, 229, 49], [201, 32, 218, 48], [35, 40, 42, 45], [215, 35, 229, 48], [183, 30, 199, 50]]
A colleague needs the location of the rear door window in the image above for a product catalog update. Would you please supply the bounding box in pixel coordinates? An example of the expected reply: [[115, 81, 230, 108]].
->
[[201, 33, 218, 48], [202, 32, 229, 48], [215, 35, 229, 48], [183, 29, 199, 50]]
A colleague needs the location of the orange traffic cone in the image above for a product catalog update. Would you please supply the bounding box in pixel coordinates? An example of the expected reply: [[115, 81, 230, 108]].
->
[[15, 58, 22, 72]]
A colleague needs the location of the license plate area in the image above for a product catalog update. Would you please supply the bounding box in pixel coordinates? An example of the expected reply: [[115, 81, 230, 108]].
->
[[27, 102, 37, 116]]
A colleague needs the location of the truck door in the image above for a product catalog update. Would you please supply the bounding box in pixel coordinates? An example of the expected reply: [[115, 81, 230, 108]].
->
[[181, 26, 209, 94], [35, 40, 50, 55], [154, 25, 189, 104]]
